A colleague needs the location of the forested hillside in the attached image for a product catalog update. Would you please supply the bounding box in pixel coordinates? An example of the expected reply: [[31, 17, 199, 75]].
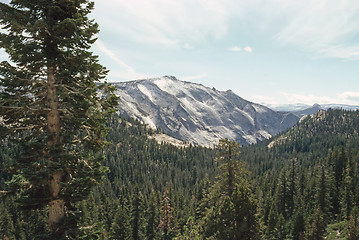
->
[[1, 109, 359, 239], [242, 109, 359, 239], [0, 115, 219, 239]]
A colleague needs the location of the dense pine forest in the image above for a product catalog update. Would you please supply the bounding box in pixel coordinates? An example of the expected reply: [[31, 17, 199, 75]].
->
[[1, 109, 359, 239], [1, 0, 359, 239], [243, 109, 359, 239]]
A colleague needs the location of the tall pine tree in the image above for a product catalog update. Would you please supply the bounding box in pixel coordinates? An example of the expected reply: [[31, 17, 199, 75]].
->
[[0, 0, 118, 238], [159, 188, 174, 240], [202, 139, 262, 240]]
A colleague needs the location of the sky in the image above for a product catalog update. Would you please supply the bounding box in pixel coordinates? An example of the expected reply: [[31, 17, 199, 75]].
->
[[1, 0, 359, 106]]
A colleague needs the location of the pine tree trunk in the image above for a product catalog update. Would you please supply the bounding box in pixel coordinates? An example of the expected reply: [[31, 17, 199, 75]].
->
[[46, 65, 65, 231], [48, 172, 65, 230]]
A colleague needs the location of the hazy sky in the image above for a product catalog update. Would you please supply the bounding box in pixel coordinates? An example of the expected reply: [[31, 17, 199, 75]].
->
[[1, 0, 359, 106]]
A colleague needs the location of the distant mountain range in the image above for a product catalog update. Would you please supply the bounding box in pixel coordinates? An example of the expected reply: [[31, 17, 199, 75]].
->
[[112, 76, 299, 146], [265, 103, 359, 117]]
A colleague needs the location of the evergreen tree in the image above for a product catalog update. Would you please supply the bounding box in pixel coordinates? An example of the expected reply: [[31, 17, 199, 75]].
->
[[287, 158, 297, 216], [0, 207, 16, 239], [175, 216, 202, 240], [202, 139, 262, 240], [0, 0, 118, 238], [274, 170, 288, 219], [291, 210, 305, 240], [131, 187, 144, 240], [306, 208, 326, 240], [341, 156, 355, 218], [347, 211, 359, 240], [273, 213, 287, 240], [145, 191, 158, 240], [315, 162, 330, 218], [110, 205, 131, 240], [265, 206, 278, 238], [159, 188, 174, 240]]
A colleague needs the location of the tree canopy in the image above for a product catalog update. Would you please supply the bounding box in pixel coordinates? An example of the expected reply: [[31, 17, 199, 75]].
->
[[0, 0, 118, 238]]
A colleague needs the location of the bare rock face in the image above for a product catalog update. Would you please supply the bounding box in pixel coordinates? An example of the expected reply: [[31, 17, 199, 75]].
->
[[113, 76, 299, 146]]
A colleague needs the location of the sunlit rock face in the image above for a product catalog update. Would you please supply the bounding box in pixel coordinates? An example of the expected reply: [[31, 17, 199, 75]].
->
[[113, 76, 299, 146]]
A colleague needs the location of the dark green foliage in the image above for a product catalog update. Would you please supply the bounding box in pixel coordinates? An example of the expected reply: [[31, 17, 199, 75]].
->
[[75, 115, 217, 239], [347, 211, 359, 240], [201, 139, 263, 240], [110, 205, 131, 240], [0, 205, 16, 239], [144, 192, 158, 240], [2, 104, 359, 239], [242, 109, 359, 239], [176, 216, 202, 239], [158, 188, 174, 240], [305, 208, 326, 240], [0, 0, 118, 237], [291, 210, 305, 240], [1, 1, 359, 238], [131, 187, 144, 240]]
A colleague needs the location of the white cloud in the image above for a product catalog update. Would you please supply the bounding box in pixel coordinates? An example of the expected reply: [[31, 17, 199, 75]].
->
[[278, 91, 359, 105], [183, 43, 193, 49], [94, 40, 146, 80], [318, 45, 359, 60], [228, 46, 241, 52], [94, 0, 237, 48], [105, 70, 146, 82], [251, 95, 278, 105], [338, 92, 359, 104], [93, 0, 359, 59], [228, 46, 253, 53], [181, 73, 207, 81], [273, 0, 359, 60], [280, 92, 334, 105], [244, 46, 253, 53]]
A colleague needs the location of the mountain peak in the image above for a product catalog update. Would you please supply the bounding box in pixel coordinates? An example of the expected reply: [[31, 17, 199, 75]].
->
[[113, 78, 299, 146], [163, 75, 178, 80]]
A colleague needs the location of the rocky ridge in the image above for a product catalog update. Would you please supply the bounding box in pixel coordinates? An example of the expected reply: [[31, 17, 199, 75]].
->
[[113, 76, 299, 146]]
